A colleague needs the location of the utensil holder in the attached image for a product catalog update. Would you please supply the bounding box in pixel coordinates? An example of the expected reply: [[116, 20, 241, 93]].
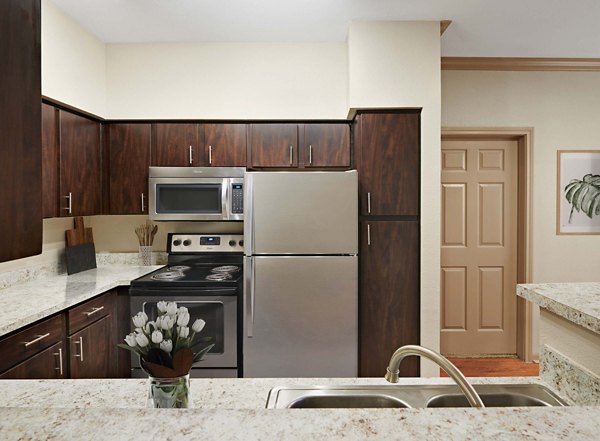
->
[[138, 246, 153, 266]]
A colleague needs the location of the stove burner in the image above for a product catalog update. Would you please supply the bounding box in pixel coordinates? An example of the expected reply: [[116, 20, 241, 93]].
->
[[211, 265, 240, 274], [206, 273, 233, 281], [151, 271, 185, 281], [168, 265, 191, 272]]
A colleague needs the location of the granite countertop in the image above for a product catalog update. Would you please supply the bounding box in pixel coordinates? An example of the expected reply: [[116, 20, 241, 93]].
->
[[517, 283, 600, 335], [0, 377, 598, 440], [0, 265, 161, 337]]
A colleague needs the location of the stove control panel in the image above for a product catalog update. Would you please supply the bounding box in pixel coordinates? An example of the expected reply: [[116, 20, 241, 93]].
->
[[168, 233, 244, 253]]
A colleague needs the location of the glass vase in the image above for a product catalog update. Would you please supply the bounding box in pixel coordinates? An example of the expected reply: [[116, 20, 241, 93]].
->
[[147, 374, 191, 408]]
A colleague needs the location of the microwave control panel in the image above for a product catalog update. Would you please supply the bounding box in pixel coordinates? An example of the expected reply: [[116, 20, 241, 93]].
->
[[231, 183, 243, 214]]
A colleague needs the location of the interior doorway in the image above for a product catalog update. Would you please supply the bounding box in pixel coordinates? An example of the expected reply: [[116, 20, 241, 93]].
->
[[440, 128, 533, 362]]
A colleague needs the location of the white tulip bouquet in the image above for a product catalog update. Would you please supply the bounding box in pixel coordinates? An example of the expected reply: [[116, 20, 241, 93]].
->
[[119, 301, 214, 379]]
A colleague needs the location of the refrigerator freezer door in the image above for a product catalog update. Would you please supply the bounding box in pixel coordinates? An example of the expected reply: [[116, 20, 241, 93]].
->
[[244, 171, 358, 255], [243, 255, 358, 378]]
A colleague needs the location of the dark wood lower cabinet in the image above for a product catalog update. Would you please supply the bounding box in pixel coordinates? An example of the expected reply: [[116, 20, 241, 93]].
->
[[69, 315, 113, 379], [359, 220, 420, 377], [0, 342, 65, 379]]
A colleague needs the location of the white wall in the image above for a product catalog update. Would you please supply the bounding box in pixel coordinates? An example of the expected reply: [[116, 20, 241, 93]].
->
[[347, 22, 442, 376], [106, 43, 348, 119], [41, 0, 106, 116], [442, 70, 600, 283]]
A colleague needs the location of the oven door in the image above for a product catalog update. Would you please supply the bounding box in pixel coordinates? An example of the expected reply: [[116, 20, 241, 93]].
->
[[130, 293, 237, 369], [149, 177, 229, 221]]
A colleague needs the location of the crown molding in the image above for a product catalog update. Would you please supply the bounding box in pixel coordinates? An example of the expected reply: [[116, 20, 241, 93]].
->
[[441, 57, 600, 72], [440, 20, 452, 36]]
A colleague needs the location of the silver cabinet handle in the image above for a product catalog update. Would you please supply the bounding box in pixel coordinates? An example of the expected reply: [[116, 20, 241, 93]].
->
[[289, 145, 293, 165], [63, 192, 72, 214], [367, 224, 371, 246], [75, 336, 84, 362], [367, 192, 371, 214], [309, 144, 313, 165], [54, 347, 63, 376], [24, 333, 50, 347], [208, 145, 213, 165], [189, 145, 193, 165], [85, 306, 104, 316], [141, 193, 145, 213]]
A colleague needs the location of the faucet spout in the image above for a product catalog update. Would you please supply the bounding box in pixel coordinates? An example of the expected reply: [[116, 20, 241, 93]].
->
[[384, 345, 485, 408]]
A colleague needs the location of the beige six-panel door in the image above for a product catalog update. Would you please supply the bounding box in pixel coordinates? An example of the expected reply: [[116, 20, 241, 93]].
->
[[441, 139, 518, 355]]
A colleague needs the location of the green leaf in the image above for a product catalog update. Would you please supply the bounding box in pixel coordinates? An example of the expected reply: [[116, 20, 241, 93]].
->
[[117, 343, 140, 355], [144, 347, 173, 368], [192, 344, 215, 364], [564, 174, 600, 221]]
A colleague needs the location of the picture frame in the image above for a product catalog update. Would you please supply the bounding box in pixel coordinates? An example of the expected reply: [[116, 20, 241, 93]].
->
[[556, 150, 600, 235]]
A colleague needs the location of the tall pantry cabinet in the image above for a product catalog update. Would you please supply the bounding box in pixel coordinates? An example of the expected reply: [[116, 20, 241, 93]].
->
[[354, 110, 421, 377]]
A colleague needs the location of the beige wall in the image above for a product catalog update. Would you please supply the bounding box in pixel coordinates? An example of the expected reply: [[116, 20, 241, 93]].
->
[[41, 0, 107, 116], [442, 70, 600, 283], [106, 43, 348, 119], [348, 22, 442, 376]]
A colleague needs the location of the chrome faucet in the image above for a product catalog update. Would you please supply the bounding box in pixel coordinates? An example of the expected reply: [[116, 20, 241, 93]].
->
[[384, 345, 485, 408]]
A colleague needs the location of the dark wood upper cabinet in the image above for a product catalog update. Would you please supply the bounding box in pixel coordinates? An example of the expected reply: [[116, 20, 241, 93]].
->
[[152, 123, 204, 167], [355, 112, 420, 216], [204, 123, 247, 167], [0, 342, 65, 379], [42, 103, 59, 218], [359, 220, 420, 377], [59, 110, 102, 216], [249, 124, 298, 168], [108, 124, 151, 214], [0, 0, 42, 262], [302, 124, 350, 168]]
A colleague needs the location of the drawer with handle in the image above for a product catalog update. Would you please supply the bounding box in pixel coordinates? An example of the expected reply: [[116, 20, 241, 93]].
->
[[68, 291, 116, 335], [0, 314, 65, 373]]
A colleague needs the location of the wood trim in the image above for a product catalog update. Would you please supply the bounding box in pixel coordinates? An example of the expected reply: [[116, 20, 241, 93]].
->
[[42, 96, 105, 122], [440, 20, 452, 36], [441, 127, 534, 362], [442, 57, 600, 72], [556, 149, 600, 236]]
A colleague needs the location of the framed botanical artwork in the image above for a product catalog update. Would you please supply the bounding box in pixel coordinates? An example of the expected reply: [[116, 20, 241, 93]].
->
[[557, 150, 600, 235]]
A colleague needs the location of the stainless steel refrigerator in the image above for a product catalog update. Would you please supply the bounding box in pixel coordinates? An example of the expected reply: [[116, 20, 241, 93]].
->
[[243, 170, 358, 377]]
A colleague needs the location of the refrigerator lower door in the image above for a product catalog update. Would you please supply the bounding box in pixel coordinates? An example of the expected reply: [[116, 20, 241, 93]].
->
[[244, 256, 358, 378]]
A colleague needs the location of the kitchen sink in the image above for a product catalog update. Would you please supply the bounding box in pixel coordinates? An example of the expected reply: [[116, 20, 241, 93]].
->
[[266, 384, 567, 409]]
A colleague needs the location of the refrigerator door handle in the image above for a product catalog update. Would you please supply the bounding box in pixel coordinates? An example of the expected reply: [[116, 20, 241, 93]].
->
[[244, 257, 255, 338], [244, 173, 254, 255]]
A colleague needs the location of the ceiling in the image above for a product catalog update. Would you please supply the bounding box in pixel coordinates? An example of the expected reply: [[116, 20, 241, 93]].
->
[[50, 0, 600, 57]]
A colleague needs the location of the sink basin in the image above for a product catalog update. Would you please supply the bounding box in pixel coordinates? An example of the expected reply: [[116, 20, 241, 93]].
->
[[266, 384, 567, 409], [288, 394, 409, 408], [427, 393, 554, 408]]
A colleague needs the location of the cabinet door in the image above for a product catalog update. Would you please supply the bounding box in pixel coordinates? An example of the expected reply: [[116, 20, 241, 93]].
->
[[0, 0, 42, 262], [152, 123, 203, 166], [0, 342, 65, 379], [205, 124, 247, 166], [303, 124, 350, 168], [249, 124, 298, 168], [69, 315, 113, 379], [108, 124, 151, 214], [59, 110, 102, 216], [359, 221, 420, 377], [357, 112, 420, 216], [42, 103, 59, 218]]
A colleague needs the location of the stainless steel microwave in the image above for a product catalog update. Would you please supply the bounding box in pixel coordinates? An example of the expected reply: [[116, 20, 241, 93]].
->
[[149, 167, 244, 221]]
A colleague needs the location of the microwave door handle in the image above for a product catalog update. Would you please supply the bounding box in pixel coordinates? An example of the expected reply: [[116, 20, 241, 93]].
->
[[222, 179, 229, 220]]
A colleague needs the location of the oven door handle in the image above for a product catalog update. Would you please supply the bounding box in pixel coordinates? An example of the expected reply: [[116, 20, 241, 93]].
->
[[244, 256, 255, 338]]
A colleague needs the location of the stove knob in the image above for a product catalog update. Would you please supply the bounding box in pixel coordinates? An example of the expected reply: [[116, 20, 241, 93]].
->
[[238, 240, 244, 247], [229, 240, 237, 247], [183, 239, 191, 246], [173, 240, 182, 246]]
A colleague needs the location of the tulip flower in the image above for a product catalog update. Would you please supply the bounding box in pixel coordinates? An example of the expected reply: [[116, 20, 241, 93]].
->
[[178, 326, 189, 338], [151, 330, 163, 344], [166, 302, 178, 315], [132, 311, 148, 328], [192, 319, 205, 333], [159, 339, 173, 353], [178, 306, 188, 315], [159, 315, 175, 330], [157, 301, 168, 313], [135, 332, 149, 348], [124, 333, 137, 347], [177, 311, 190, 327]]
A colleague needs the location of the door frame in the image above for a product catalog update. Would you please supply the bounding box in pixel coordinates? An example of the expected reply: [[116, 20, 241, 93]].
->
[[441, 127, 534, 362]]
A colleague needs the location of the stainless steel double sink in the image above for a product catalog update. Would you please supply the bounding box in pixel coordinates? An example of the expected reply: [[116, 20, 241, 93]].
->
[[266, 384, 567, 409]]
